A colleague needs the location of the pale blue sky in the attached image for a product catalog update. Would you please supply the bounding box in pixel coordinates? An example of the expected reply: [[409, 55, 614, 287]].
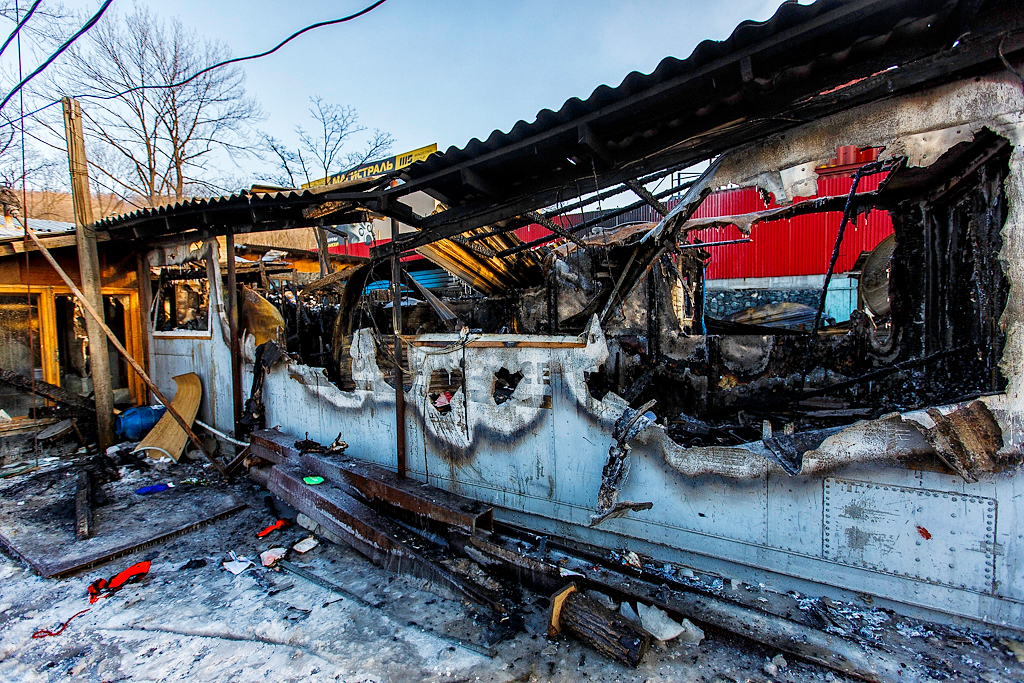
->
[[53, 0, 796, 179]]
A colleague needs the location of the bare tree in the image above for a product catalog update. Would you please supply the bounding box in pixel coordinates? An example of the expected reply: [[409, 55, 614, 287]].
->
[[260, 96, 393, 187], [0, 2, 74, 209], [46, 4, 261, 206]]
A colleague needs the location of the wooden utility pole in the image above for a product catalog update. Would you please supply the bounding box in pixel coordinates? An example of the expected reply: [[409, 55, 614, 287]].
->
[[63, 96, 115, 448], [313, 227, 332, 277]]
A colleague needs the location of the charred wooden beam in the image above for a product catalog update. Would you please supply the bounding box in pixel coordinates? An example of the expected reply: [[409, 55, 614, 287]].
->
[[461, 528, 917, 683], [0, 367, 95, 414], [578, 123, 615, 167], [75, 470, 92, 540], [624, 179, 669, 217], [460, 167, 502, 200], [266, 461, 508, 613], [549, 583, 651, 667], [525, 211, 588, 249]]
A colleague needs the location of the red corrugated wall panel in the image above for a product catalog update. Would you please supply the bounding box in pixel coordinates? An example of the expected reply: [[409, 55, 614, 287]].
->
[[693, 173, 893, 280], [327, 171, 893, 281]]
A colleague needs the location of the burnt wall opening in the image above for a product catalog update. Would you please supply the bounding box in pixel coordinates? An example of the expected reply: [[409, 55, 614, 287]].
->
[[603, 130, 1013, 448], [888, 131, 1011, 407]]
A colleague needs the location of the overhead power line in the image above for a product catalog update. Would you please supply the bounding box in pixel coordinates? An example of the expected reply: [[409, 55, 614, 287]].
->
[[0, 0, 113, 114], [0, 0, 391, 127], [0, 0, 43, 59]]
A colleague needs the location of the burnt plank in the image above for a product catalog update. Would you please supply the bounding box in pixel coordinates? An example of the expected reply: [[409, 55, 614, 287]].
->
[[75, 470, 92, 540]]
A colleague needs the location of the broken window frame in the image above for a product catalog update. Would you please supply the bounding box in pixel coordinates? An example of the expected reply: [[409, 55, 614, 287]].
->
[[0, 284, 146, 412], [150, 267, 213, 338]]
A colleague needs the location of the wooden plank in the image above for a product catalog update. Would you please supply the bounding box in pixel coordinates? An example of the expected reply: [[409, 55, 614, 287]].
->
[[267, 461, 509, 613], [0, 233, 112, 257], [0, 467, 245, 578], [133, 373, 202, 461], [74, 470, 91, 540]]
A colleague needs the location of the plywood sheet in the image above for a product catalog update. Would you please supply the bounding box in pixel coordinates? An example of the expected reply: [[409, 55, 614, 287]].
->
[[134, 373, 201, 461]]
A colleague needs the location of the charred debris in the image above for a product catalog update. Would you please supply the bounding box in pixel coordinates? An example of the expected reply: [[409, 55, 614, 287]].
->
[[228, 128, 1012, 464]]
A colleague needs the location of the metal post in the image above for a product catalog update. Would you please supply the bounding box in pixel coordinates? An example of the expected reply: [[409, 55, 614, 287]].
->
[[63, 96, 114, 448], [391, 223, 406, 478], [225, 232, 242, 434]]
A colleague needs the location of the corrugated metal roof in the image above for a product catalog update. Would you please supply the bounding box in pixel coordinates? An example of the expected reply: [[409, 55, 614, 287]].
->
[[95, 187, 327, 229], [402, 0, 870, 179], [385, 0, 1020, 254], [94, 178, 382, 243], [0, 217, 75, 241]]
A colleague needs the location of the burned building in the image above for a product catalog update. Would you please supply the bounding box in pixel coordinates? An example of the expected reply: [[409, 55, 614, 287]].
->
[[78, 0, 1024, 644]]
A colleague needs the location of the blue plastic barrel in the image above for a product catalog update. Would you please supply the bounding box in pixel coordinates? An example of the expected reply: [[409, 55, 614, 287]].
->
[[116, 406, 167, 441]]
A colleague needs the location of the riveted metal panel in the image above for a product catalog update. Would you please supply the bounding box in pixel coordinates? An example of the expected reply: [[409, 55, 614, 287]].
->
[[823, 478, 996, 593]]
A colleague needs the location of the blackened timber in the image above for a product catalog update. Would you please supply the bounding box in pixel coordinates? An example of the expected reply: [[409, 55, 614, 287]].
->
[[625, 179, 669, 217], [463, 527, 915, 682], [74, 470, 92, 540], [0, 367, 95, 413], [551, 584, 651, 667], [495, 180, 698, 258], [525, 212, 588, 249], [299, 453, 494, 533], [460, 167, 501, 200], [578, 123, 615, 166]]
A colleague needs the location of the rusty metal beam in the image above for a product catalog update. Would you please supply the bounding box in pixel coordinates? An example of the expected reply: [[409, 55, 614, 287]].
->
[[300, 453, 493, 533], [266, 461, 507, 612], [249, 429, 302, 464]]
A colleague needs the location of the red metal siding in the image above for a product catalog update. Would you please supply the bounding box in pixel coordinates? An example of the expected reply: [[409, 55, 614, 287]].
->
[[327, 171, 893, 281], [692, 173, 893, 280], [328, 239, 424, 262]]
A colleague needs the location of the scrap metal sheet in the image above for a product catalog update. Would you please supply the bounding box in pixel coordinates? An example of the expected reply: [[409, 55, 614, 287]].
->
[[823, 478, 996, 593]]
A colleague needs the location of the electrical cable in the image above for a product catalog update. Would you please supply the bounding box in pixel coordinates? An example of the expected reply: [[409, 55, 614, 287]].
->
[[0, 0, 113, 113], [0, 0, 41, 59], [0, 0, 390, 126]]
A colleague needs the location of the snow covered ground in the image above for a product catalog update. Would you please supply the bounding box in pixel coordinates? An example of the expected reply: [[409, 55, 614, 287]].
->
[[0, 457, 1021, 682]]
